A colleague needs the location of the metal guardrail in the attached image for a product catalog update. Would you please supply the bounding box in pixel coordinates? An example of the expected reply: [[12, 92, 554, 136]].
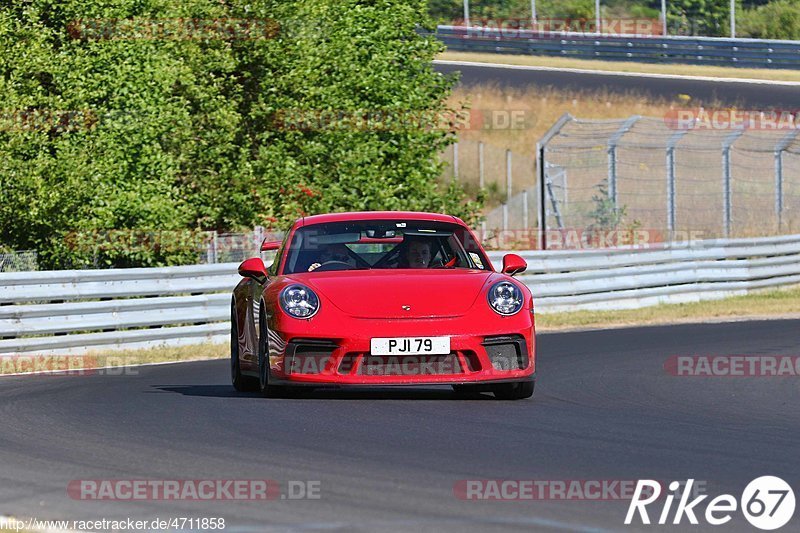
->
[[1, 234, 799, 355], [487, 234, 800, 312], [435, 26, 800, 69], [0, 263, 240, 356]]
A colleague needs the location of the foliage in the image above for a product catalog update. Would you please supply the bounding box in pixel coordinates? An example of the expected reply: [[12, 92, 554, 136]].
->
[[586, 180, 627, 232], [739, 0, 800, 39], [0, 0, 480, 269], [428, 0, 597, 24]]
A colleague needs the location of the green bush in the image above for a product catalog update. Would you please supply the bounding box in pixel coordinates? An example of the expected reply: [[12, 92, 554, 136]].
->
[[0, 0, 481, 269], [428, 0, 598, 24], [739, 0, 800, 39]]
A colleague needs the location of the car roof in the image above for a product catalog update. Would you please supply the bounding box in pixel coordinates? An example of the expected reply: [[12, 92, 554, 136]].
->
[[296, 211, 465, 227]]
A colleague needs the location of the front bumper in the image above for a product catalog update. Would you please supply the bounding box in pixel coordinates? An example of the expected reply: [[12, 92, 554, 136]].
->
[[268, 324, 536, 386]]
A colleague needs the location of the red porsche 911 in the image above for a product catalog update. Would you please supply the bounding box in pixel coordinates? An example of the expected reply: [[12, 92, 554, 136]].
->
[[230, 211, 535, 400]]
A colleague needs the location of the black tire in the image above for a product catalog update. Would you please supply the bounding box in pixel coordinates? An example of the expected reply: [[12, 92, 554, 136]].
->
[[492, 380, 535, 401], [257, 304, 295, 399], [231, 310, 258, 392]]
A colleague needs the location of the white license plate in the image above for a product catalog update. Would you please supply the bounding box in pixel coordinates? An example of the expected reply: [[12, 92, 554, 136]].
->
[[370, 336, 450, 356]]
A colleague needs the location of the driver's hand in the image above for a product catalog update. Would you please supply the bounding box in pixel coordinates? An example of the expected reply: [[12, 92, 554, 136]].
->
[[307, 262, 321, 272]]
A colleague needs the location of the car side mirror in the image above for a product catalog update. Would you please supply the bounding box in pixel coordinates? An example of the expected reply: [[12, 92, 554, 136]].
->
[[501, 253, 527, 276], [261, 240, 281, 252], [238, 257, 268, 282]]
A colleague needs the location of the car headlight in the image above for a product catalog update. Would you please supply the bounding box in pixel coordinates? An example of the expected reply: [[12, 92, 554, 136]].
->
[[280, 284, 320, 318], [487, 281, 524, 316]]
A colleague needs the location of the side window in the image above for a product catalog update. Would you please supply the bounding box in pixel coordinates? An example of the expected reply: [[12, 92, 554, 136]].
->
[[267, 234, 290, 276], [455, 229, 489, 270]]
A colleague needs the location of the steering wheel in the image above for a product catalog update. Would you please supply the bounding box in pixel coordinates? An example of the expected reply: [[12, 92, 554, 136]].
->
[[308, 260, 353, 272]]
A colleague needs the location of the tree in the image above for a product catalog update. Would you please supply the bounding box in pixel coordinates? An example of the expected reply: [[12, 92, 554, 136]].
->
[[0, 0, 479, 269], [667, 0, 738, 36], [739, 0, 800, 39]]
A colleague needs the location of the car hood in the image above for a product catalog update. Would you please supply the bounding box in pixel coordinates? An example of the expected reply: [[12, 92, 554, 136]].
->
[[289, 269, 495, 318]]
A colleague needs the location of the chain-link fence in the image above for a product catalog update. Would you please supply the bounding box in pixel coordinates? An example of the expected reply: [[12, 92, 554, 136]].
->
[[441, 139, 537, 199], [203, 228, 280, 265], [0, 230, 283, 272], [538, 114, 800, 242], [0, 251, 38, 272], [441, 139, 540, 248]]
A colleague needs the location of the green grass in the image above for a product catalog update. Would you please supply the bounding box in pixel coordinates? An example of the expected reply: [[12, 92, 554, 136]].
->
[[0, 344, 226, 376], [537, 285, 800, 331]]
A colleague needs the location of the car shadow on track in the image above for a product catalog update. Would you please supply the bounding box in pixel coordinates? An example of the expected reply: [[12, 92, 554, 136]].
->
[[153, 385, 497, 401]]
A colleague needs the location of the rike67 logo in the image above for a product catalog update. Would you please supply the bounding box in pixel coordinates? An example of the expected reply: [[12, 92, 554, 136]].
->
[[626, 477, 795, 530]]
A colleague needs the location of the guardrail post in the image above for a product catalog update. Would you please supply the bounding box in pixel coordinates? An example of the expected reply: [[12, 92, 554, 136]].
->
[[665, 127, 691, 237], [536, 113, 573, 249], [722, 129, 745, 238], [775, 130, 800, 232], [607, 116, 640, 207]]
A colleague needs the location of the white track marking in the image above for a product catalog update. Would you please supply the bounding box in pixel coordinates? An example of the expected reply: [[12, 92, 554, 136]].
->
[[434, 59, 800, 86]]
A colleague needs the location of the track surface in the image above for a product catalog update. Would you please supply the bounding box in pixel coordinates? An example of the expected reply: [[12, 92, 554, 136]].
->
[[435, 61, 800, 108], [1, 319, 799, 532]]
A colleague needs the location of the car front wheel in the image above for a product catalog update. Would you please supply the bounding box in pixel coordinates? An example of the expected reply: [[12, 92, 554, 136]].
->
[[492, 380, 535, 400], [257, 308, 294, 398]]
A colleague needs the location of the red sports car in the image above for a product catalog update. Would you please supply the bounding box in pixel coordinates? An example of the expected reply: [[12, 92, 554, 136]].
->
[[230, 211, 535, 400]]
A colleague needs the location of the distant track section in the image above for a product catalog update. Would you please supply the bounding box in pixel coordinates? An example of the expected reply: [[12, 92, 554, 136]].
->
[[434, 59, 800, 108]]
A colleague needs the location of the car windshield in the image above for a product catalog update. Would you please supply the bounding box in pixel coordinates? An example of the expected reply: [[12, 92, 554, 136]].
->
[[282, 220, 490, 274]]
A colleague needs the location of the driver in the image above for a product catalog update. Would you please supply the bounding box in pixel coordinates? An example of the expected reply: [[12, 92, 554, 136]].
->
[[307, 243, 353, 272], [399, 237, 432, 269]]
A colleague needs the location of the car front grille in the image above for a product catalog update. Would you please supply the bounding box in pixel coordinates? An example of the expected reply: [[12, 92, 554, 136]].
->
[[482, 335, 529, 370], [285, 339, 338, 375], [352, 352, 467, 376]]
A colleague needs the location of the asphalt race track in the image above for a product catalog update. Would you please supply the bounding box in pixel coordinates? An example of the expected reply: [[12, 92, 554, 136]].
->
[[434, 60, 800, 108], [1, 319, 799, 532]]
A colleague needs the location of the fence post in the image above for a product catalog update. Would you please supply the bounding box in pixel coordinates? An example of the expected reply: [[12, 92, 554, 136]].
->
[[775, 130, 800, 232], [478, 141, 485, 189], [254, 225, 265, 255], [505, 149, 512, 202], [665, 127, 691, 237], [523, 189, 529, 230], [721, 129, 745, 238], [607, 116, 640, 207], [536, 113, 573, 250], [207, 231, 219, 264]]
